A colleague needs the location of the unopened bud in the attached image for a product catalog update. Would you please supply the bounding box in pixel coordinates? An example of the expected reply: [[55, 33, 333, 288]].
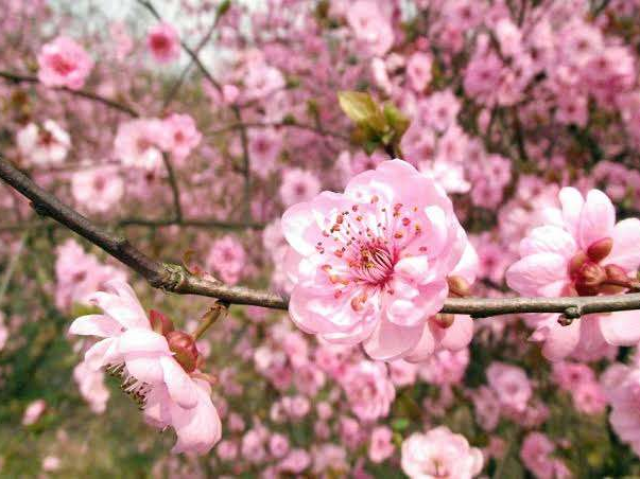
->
[[149, 309, 174, 336], [568, 251, 588, 279], [601, 264, 630, 294], [574, 262, 606, 296], [166, 331, 199, 372], [447, 276, 470, 297], [433, 313, 455, 328], [587, 237, 613, 263]]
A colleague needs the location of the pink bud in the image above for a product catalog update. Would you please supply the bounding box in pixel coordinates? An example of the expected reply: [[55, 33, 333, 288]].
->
[[574, 262, 606, 296], [601, 264, 630, 294], [149, 309, 174, 336], [166, 331, 199, 372], [433, 313, 455, 328], [447, 275, 470, 297], [587, 237, 613, 263]]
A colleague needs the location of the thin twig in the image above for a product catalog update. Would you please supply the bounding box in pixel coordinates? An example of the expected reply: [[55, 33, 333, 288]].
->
[[0, 70, 139, 117]]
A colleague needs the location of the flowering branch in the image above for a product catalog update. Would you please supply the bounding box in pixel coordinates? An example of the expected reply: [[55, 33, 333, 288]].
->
[[3, 154, 640, 319], [0, 70, 139, 117]]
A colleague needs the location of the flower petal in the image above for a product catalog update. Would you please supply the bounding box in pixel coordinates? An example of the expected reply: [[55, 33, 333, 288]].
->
[[519, 226, 576, 258], [578, 189, 615, 250], [608, 218, 640, 272], [363, 315, 424, 361], [505, 253, 569, 296], [160, 356, 199, 409], [600, 310, 640, 346], [69, 314, 122, 338], [118, 328, 170, 355]]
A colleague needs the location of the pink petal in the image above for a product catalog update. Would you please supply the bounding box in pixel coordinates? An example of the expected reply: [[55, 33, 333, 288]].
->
[[608, 218, 640, 272], [599, 310, 640, 346], [143, 385, 172, 428], [578, 189, 615, 250], [160, 356, 199, 409], [84, 338, 116, 370], [519, 226, 576, 258], [170, 379, 221, 454], [385, 279, 448, 327], [125, 356, 165, 384], [69, 314, 122, 338], [558, 187, 584, 237], [117, 328, 170, 355], [403, 323, 436, 363], [88, 292, 149, 330], [505, 253, 569, 296], [436, 315, 474, 351], [363, 316, 424, 361], [451, 242, 479, 284], [538, 315, 581, 361]]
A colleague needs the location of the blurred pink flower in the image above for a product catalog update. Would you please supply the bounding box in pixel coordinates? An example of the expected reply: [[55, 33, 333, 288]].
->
[[282, 160, 469, 361], [37, 36, 93, 90], [368, 426, 394, 463], [406, 52, 433, 91], [486, 362, 532, 413], [73, 359, 110, 414], [280, 168, 321, 207], [22, 399, 46, 426], [17, 120, 70, 167], [71, 165, 124, 214], [401, 426, 483, 478], [207, 235, 246, 285], [161, 113, 201, 163], [506, 187, 640, 360], [69, 280, 222, 454], [346, 1, 394, 56], [114, 119, 166, 171], [147, 22, 180, 63], [339, 360, 395, 422]]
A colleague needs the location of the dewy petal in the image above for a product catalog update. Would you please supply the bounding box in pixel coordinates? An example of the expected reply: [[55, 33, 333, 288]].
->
[[170, 379, 221, 454], [608, 218, 640, 272], [578, 189, 615, 250], [363, 315, 424, 361], [160, 356, 199, 409], [70, 314, 122, 338], [600, 310, 640, 346], [118, 328, 171, 355], [558, 187, 584, 238], [519, 225, 577, 258], [505, 253, 569, 296]]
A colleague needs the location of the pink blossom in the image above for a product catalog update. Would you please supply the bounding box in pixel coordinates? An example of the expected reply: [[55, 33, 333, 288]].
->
[[147, 23, 180, 63], [37, 36, 93, 90], [573, 380, 606, 415], [471, 386, 501, 431], [282, 160, 469, 361], [17, 120, 70, 167], [339, 360, 395, 422], [506, 187, 640, 360], [278, 449, 311, 474], [418, 348, 469, 385], [486, 362, 532, 413], [71, 165, 124, 214], [161, 113, 201, 163], [41, 456, 61, 472], [22, 399, 46, 426], [368, 426, 394, 463], [280, 168, 321, 207], [346, 1, 394, 57], [207, 235, 246, 285], [248, 128, 282, 178], [406, 52, 433, 91], [73, 359, 110, 414], [114, 119, 166, 171], [520, 432, 557, 479], [69, 280, 222, 454], [401, 426, 483, 478], [269, 433, 290, 458]]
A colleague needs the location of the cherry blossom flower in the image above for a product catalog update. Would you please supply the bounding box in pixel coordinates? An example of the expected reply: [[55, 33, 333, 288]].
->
[[207, 235, 246, 285], [114, 119, 166, 171], [37, 36, 93, 90], [401, 426, 483, 478], [346, 1, 394, 57], [22, 399, 47, 426], [338, 360, 395, 421], [161, 113, 202, 163], [506, 187, 640, 360], [282, 160, 470, 361], [73, 360, 110, 414], [71, 165, 124, 214], [16, 120, 70, 167], [147, 22, 180, 63], [368, 426, 394, 463], [486, 362, 532, 413], [69, 280, 222, 454], [280, 168, 321, 207]]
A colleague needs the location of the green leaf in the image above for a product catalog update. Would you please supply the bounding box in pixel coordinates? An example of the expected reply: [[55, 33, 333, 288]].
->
[[337, 91, 385, 131], [391, 417, 409, 431]]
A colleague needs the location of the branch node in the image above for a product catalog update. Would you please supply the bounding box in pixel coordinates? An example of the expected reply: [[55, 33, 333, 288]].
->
[[153, 263, 188, 292], [561, 305, 582, 322]]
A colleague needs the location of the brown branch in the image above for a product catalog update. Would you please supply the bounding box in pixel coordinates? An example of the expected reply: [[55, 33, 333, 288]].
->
[[161, 153, 183, 221], [3, 154, 640, 319], [0, 70, 139, 118]]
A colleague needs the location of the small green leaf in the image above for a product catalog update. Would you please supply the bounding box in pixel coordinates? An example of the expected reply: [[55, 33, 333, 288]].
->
[[337, 91, 385, 131], [391, 417, 410, 431]]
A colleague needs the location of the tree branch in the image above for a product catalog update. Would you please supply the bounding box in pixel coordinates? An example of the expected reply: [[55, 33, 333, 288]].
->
[[0, 70, 139, 118], [3, 154, 640, 319]]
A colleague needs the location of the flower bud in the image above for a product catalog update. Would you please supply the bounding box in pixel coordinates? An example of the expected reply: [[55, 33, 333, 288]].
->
[[149, 309, 174, 336], [586, 237, 613, 263], [574, 262, 606, 296], [166, 331, 199, 372], [447, 275, 470, 297], [433, 313, 455, 328], [568, 251, 588, 279], [601, 264, 630, 294]]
